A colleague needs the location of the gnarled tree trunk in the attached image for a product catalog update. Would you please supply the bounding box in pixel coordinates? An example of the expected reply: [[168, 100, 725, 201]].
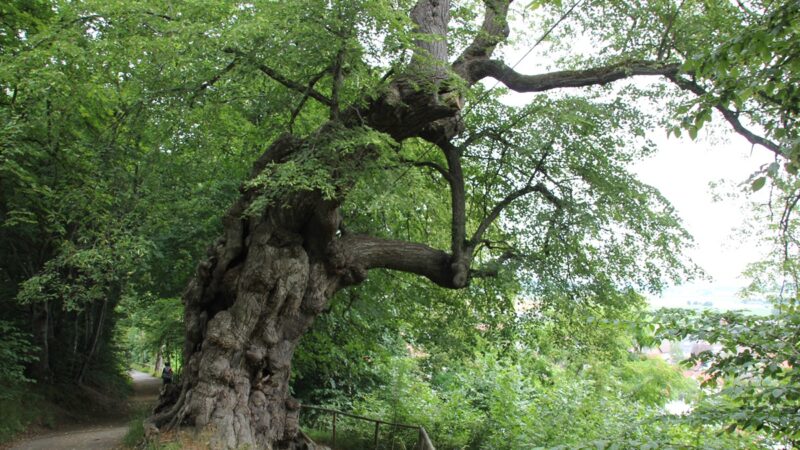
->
[[142, 0, 510, 445], [145, 0, 470, 445], [150, 195, 337, 447], [147, 97, 463, 447], [30, 301, 51, 382], [145, 0, 688, 447]]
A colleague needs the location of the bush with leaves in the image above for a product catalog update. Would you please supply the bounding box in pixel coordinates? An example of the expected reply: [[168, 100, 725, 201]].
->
[[337, 344, 755, 450], [0, 320, 37, 387], [654, 306, 800, 447], [0, 320, 46, 443]]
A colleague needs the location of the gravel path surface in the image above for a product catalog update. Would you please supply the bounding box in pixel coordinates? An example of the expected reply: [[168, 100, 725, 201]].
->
[[8, 370, 160, 450]]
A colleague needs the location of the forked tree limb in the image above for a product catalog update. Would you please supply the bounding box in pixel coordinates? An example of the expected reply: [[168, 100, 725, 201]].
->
[[257, 64, 333, 106], [223, 48, 334, 106], [470, 182, 562, 248], [452, 0, 513, 84], [289, 65, 333, 131]]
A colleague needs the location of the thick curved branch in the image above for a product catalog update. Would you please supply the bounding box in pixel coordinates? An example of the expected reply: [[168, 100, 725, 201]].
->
[[666, 74, 784, 157], [337, 234, 458, 288], [452, 0, 512, 84], [471, 59, 681, 92], [465, 59, 783, 158]]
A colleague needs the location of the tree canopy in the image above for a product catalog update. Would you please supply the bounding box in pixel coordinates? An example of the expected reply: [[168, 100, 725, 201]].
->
[[1, 0, 798, 448]]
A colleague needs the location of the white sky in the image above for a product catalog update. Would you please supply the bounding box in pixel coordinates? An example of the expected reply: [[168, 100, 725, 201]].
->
[[633, 128, 775, 308]]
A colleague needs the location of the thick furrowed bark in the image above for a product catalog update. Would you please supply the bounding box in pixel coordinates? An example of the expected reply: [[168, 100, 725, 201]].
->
[[147, 110, 464, 449], [147, 134, 343, 448]]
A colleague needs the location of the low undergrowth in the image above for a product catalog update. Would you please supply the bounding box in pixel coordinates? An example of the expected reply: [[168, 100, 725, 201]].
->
[[122, 403, 151, 448], [0, 383, 55, 443], [0, 370, 132, 445]]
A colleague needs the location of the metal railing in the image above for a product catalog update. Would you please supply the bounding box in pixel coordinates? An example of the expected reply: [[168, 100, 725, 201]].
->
[[301, 405, 435, 450]]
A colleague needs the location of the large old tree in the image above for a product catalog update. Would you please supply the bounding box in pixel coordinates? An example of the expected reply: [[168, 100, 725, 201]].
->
[[25, 0, 782, 448]]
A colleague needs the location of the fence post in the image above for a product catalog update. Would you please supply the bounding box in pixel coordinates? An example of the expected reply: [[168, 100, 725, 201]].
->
[[373, 421, 380, 449], [417, 427, 435, 450]]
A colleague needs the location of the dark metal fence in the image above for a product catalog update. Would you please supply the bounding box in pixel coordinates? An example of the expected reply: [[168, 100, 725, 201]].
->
[[301, 405, 435, 450]]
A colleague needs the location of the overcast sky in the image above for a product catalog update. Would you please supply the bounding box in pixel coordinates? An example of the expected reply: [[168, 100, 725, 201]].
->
[[499, 77, 776, 309], [633, 129, 774, 308], [502, 83, 774, 307]]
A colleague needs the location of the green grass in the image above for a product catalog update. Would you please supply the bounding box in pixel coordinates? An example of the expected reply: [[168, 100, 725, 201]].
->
[[122, 404, 149, 448], [130, 361, 157, 377], [304, 427, 418, 450]]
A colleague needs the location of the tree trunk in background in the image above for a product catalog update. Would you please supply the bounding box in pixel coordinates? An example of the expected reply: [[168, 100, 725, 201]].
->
[[77, 297, 108, 385], [154, 347, 163, 375], [30, 301, 51, 381]]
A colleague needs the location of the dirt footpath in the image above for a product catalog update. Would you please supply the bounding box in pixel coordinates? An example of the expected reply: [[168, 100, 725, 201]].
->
[[8, 371, 160, 450]]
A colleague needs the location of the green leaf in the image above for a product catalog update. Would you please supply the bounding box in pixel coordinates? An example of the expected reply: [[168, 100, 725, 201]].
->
[[751, 177, 767, 191]]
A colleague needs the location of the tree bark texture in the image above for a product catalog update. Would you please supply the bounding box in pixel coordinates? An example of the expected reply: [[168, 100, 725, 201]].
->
[[148, 136, 337, 448]]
